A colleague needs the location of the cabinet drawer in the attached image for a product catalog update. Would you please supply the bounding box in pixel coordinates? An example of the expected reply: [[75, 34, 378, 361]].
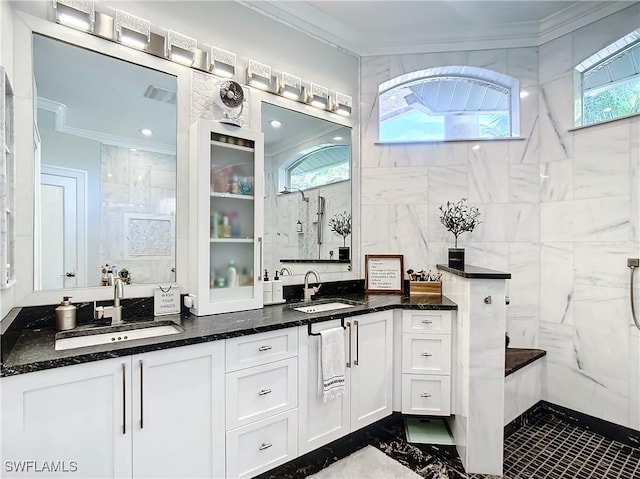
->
[[226, 409, 298, 479], [226, 357, 298, 429], [401, 375, 451, 416], [402, 334, 451, 375], [402, 310, 452, 334], [226, 328, 298, 372]]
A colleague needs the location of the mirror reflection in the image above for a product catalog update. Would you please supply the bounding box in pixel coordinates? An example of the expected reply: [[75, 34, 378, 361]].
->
[[33, 34, 177, 290], [262, 103, 351, 275]]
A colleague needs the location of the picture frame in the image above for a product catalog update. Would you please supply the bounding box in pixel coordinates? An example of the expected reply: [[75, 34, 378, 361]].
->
[[365, 254, 404, 294]]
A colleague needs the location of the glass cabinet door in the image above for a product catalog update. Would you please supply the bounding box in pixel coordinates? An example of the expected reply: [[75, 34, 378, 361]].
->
[[192, 121, 264, 315]]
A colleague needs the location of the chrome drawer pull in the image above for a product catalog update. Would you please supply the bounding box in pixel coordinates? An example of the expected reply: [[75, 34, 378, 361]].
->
[[258, 442, 272, 451], [421, 320, 433, 324], [258, 388, 272, 396], [258, 345, 272, 351], [420, 393, 432, 398], [421, 352, 433, 357]]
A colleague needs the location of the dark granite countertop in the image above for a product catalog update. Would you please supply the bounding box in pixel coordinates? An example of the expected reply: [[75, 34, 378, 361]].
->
[[505, 348, 546, 376], [437, 264, 511, 279], [1, 293, 456, 377]]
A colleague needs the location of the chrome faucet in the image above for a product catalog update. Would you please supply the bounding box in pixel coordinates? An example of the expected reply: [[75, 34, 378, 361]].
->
[[279, 267, 293, 276], [303, 270, 321, 302], [94, 274, 125, 325]]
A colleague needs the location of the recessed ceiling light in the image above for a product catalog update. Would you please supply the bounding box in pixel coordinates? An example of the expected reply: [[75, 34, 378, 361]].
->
[[333, 136, 343, 141], [139, 128, 153, 136], [270, 120, 282, 128], [472, 144, 480, 151], [129, 148, 138, 152], [520, 90, 529, 99]]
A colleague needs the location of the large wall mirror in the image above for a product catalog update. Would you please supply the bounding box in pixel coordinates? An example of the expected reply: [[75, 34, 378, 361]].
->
[[32, 34, 177, 291], [262, 102, 352, 276]]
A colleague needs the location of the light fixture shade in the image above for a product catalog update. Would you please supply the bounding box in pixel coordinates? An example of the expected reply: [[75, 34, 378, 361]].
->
[[333, 92, 352, 116], [247, 60, 272, 90], [307, 83, 329, 109], [210, 47, 236, 78], [115, 9, 151, 50], [53, 0, 95, 31], [166, 30, 197, 65], [278, 72, 302, 100]]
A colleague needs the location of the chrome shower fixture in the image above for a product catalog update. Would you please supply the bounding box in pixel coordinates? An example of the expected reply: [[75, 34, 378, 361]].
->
[[280, 187, 309, 202]]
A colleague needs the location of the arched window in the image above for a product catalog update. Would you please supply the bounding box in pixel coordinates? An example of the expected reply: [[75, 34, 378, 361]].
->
[[280, 144, 350, 191], [378, 66, 520, 142], [574, 28, 640, 127]]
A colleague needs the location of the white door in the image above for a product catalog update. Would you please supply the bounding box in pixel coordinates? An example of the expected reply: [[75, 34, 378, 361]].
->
[[0, 359, 131, 478], [350, 311, 394, 431], [298, 320, 351, 454], [132, 341, 226, 478], [40, 167, 86, 289]]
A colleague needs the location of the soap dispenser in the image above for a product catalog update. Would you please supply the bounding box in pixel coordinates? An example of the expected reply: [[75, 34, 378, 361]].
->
[[272, 270, 283, 303], [55, 296, 77, 331], [263, 269, 273, 304]]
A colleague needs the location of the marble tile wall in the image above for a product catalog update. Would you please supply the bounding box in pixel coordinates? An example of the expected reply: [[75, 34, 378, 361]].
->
[[101, 145, 176, 285], [360, 3, 640, 431]]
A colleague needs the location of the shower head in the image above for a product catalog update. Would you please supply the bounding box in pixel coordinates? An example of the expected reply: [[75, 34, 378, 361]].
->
[[280, 187, 309, 202]]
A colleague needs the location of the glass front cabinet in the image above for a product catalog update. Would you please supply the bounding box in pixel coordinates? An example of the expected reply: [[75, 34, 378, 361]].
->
[[190, 120, 264, 315]]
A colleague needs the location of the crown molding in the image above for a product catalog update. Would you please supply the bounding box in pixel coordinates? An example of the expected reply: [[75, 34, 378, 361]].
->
[[243, 1, 637, 57], [37, 97, 176, 155]]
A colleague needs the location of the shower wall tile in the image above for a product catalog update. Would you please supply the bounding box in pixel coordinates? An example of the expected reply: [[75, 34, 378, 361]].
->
[[508, 243, 539, 322], [540, 159, 573, 202], [538, 35, 572, 85], [361, 167, 428, 204], [467, 143, 509, 203], [507, 318, 538, 348], [540, 243, 574, 325], [507, 47, 538, 87], [509, 164, 539, 203]]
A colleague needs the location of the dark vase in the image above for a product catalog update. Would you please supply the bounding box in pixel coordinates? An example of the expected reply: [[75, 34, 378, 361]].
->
[[338, 246, 350, 261], [448, 248, 465, 269]]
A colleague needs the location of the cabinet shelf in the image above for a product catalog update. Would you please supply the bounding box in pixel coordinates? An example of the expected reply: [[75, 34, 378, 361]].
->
[[211, 140, 254, 153], [210, 238, 254, 243], [210, 192, 254, 200]]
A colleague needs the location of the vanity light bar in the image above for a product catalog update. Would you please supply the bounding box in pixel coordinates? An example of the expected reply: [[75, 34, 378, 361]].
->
[[115, 9, 151, 50], [166, 30, 197, 66], [53, 0, 95, 32], [49, 4, 353, 117], [247, 60, 272, 90], [210, 47, 236, 78]]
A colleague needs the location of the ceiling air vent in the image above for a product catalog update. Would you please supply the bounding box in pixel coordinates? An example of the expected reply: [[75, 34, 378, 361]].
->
[[143, 85, 177, 105]]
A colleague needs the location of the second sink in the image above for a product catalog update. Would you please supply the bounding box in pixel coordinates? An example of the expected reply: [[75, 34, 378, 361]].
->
[[290, 298, 363, 314]]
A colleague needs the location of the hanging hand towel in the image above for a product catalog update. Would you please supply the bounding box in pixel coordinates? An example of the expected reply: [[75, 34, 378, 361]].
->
[[319, 326, 346, 403]]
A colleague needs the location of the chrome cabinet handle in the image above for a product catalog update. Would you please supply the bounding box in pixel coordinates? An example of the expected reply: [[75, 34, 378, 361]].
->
[[121, 363, 126, 435], [258, 345, 272, 352], [346, 322, 352, 368], [258, 237, 263, 282], [258, 442, 272, 451], [421, 320, 433, 324], [421, 352, 433, 357], [354, 320, 359, 366], [139, 360, 144, 429], [258, 388, 272, 396], [420, 392, 432, 398]]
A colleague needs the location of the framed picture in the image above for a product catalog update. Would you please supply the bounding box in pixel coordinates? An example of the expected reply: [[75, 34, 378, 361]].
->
[[365, 254, 404, 294]]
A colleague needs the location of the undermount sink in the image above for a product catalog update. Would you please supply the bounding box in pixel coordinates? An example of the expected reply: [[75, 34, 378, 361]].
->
[[290, 298, 363, 314], [55, 321, 183, 351]]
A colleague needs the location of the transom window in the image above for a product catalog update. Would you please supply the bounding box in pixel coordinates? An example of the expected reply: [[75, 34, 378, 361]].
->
[[281, 144, 350, 191], [574, 28, 640, 127], [378, 66, 520, 142]]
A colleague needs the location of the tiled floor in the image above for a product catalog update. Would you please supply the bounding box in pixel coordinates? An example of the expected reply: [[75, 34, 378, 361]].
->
[[259, 407, 640, 479]]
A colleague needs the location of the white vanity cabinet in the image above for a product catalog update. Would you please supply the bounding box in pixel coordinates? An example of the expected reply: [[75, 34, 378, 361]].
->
[[225, 328, 299, 478], [298, 311, 393, 454], [190, 119, 265, 316], [0, 341, 226, 479], [400, 310, 452, 416]]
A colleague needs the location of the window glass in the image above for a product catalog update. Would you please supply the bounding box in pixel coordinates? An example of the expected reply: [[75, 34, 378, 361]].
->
[[575, 29, 640, 126], [284, 144, 350, 190], [378, 66, 520, 142]]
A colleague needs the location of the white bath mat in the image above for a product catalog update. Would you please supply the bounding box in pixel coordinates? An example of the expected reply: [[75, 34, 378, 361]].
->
[[306, 445, 421, 479]]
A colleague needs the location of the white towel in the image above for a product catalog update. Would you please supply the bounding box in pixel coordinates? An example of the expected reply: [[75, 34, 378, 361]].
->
[[319, 327, 346, 403]]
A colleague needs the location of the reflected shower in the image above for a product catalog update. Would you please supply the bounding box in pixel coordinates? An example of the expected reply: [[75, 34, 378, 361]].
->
[[280, 186, 309, 202]]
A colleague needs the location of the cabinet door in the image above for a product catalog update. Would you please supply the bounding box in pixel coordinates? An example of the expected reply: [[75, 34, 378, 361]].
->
[[298, 320, 351, 454], [349, 311, 393, 431], [0, 358, 131, 478], [191, 120, 264, 316], [132, 341, 225, 479]]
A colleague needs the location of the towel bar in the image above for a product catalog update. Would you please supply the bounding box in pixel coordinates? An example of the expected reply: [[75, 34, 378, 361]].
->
[[308, 318, 346, 336]]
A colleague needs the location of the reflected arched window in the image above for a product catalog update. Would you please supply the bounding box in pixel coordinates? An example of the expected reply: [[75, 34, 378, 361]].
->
[[378, 66, 520, 142], [574, 28, 640, 127], [280, 144, 350, 191]]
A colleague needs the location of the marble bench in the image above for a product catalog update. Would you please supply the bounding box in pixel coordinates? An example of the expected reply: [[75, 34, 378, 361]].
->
[[504, 348, 546, 426]]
